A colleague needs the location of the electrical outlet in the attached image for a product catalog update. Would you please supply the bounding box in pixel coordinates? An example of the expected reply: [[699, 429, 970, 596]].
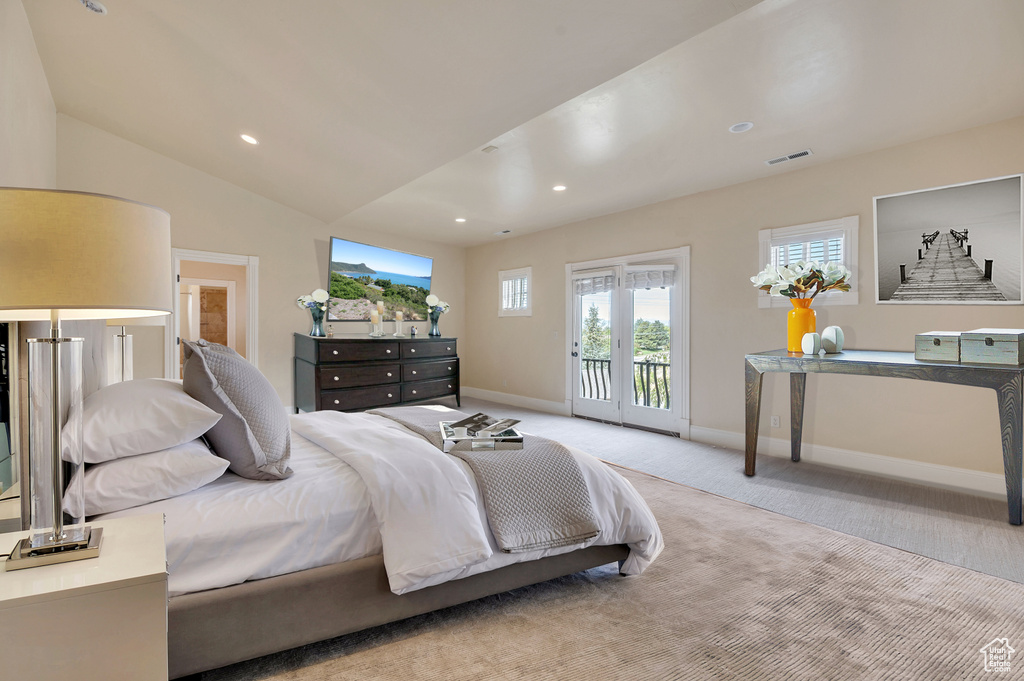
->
[[771, 415, 781, 428]]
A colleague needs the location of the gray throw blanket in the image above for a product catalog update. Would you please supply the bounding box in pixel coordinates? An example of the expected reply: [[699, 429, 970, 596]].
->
[[368, 406, 600, 553]]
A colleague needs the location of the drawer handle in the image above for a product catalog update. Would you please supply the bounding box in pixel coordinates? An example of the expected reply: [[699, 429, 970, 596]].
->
[[386, 349, 392, 354], [387, 372, 392, 377], [448, 384, 452, 389], [447, 366, 452, 371], [986, 337, 995, 346], [447, 347, 451, 351], [412, 390, 417, 395], [933, 338, 941, 346], [334, 399, 340, 405], [388, 393, 393, 398], [332, 350, 339, 355], [410, 348, 416, 353], [333, 376, 339, 381], [412, 370, 417, 375]]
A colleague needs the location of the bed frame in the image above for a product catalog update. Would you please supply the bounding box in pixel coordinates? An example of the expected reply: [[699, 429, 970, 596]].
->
[[169, 543, 629, 678]]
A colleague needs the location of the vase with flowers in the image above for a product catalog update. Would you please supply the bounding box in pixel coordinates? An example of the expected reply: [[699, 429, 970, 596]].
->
[[297, 288, 331, 337], [750, 261, 852, 352], [425, 294, 450, 337]]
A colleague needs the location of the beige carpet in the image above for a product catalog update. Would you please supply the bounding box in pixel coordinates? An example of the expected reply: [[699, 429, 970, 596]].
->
[[202, 467, 1024, 680]]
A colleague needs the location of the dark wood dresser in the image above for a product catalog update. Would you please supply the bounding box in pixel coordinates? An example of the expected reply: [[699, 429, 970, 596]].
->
[[294, 333, 460, 413]]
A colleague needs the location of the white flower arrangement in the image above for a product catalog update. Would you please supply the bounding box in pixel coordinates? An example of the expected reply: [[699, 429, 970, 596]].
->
[[425, 294, 450, 314], [751, 261, 852, 299], [297, 288, 330, 312]]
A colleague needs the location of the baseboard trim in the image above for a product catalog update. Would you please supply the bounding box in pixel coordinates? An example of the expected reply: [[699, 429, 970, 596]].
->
[[688, 425, 1006, 500], [461, 387, 572, 416]]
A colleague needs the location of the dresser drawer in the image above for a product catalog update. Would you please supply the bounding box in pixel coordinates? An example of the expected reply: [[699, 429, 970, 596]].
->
[[402, 378, 457, 402], [402, 359, 458, 382], [401, 340, 456, 360], [322, 385, 401, 411], [321, 363, 400, 388], [318, 341, 399, 363]]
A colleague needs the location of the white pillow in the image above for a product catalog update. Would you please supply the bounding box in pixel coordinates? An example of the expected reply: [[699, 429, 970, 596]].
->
[[81, 439, 229, 516], [82, 378, 222, 463]]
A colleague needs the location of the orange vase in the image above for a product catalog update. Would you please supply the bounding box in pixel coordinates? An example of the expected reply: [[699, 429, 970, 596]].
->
[[787, 298, 816, 352]]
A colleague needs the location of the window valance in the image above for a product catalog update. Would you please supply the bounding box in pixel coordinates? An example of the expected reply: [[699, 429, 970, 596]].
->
[[624, 265, 675, 290]]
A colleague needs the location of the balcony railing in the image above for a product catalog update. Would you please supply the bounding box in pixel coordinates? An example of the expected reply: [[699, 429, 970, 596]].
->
[[579, 357, 670, 409]]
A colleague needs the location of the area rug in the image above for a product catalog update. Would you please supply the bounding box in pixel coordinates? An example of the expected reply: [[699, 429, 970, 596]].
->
[[200, 466, 1024, 680]]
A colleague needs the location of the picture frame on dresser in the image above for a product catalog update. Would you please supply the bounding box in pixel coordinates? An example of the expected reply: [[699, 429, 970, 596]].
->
[[294, 333, 460, 413]]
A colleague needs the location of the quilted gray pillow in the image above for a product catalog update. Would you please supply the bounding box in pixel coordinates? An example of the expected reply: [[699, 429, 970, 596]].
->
[[182, 339, 292, 480]]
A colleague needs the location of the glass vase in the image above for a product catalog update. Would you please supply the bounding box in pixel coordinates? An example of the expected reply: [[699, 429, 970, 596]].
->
[[787, 298, 816, 353], [309, 306, 326, 337], [428, 308, 442, 336]]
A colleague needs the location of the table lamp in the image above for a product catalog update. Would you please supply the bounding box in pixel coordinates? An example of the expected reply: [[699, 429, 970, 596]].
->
[[106, 315, 167, 384], [0, 188, 171, 569]]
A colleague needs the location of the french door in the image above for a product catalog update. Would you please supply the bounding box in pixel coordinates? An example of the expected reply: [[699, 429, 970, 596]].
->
[[569, 248, 689, 435]]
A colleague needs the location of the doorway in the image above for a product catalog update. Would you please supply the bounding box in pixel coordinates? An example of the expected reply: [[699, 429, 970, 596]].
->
[[168, 249, 259, 378], [567, 247, 690, 436]]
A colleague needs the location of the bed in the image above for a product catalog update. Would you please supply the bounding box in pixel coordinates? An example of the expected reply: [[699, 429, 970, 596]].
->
[[79, 341, 663, 678]]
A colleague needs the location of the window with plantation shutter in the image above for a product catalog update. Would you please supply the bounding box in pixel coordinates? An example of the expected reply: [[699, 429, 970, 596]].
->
[[499, 267, 532, 316], [757, 216, 859, 308]]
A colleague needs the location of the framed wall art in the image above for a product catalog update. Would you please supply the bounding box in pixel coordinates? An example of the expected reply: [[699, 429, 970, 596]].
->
[[874, 174, 1023, 304]]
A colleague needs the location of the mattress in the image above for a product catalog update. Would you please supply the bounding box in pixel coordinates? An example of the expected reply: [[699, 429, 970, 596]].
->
[[102, 412, 662, 597], [101, 431, 383, 596]]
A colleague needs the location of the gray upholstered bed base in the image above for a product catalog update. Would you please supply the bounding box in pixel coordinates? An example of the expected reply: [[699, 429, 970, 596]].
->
[[168, 543, 629, 678]]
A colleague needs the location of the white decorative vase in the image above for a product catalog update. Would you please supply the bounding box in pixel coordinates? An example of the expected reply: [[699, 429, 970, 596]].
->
[[822, 326, 845, 354], [801, 332, 821, 355]]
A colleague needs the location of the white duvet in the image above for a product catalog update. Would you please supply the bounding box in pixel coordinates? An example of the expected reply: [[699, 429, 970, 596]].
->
[[102, 410, 663, 597]]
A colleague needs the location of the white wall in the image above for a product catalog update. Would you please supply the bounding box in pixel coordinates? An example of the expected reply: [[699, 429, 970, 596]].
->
[[0, 0, 55, 188], [463, 115, 1024, 482], [56, 115, 466, 406]]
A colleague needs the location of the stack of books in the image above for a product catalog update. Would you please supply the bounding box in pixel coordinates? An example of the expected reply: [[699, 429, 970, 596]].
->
[[439, 412, 523, 452]]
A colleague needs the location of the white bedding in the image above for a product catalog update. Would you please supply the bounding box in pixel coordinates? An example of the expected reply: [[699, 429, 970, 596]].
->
[[101, 410, 663, 597]]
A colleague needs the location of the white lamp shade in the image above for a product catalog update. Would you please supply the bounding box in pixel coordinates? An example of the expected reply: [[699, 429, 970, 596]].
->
[[0, 188, 172, 321]]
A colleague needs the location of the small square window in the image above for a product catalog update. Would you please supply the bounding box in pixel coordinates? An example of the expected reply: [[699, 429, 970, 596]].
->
[[757, 216, 859, 308], [499, 267, 532, 316]]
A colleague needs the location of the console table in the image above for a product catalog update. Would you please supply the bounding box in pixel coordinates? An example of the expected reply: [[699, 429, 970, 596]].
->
[[294, 333, 459, 413], [744, 349, 1024, 525]]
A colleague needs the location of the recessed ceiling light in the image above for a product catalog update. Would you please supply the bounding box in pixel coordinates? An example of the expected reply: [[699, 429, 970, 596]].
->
[[455, 218, 466, 223], [729, 121, 754, 134], [79, 0, 108, 14], [240, 134, 259, 145], [495, 230, 511, 235], [553, 185, 567, 192]]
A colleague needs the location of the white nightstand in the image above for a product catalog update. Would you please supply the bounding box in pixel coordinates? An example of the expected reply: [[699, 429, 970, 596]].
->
[[0, 513, 168, 681]]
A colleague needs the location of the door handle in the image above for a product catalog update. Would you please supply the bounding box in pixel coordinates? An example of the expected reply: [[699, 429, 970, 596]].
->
[[571, 351, 579, 357]]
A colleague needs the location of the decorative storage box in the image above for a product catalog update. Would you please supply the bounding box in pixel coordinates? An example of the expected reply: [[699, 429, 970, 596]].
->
[[960, 328, 1024, 365], [914, 331, 961, 362]]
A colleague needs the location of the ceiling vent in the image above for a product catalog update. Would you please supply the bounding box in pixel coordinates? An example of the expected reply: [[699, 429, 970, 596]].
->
[[765, 149, 813, 166], [481, 145, 499, 154], [79, 0, 108, 14]]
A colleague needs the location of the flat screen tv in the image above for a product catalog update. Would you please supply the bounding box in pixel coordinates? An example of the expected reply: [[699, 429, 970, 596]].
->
[[326, 237, 433, 321]]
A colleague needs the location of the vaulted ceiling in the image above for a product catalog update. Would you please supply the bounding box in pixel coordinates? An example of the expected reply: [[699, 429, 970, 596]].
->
[[24, 0, 1024, 245]]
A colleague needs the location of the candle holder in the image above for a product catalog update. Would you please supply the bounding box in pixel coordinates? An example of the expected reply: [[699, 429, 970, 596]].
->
[[369, 320, 384, 337], [393, 319, 405, 337]]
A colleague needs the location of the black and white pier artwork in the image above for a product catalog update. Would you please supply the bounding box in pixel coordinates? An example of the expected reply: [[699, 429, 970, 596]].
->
[[874, 175, 1023, 304]]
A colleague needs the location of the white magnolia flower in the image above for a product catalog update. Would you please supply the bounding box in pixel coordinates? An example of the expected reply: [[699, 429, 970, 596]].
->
[[750, 264, 781, 287], [425, 294, 439, 306], [311, 288, 329, 303], [821, 261, 851, 284], [751, 259, 852, 298]]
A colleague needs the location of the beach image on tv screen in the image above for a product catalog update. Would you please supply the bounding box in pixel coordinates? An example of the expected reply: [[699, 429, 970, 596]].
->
[[327, 238, 433, 321]]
